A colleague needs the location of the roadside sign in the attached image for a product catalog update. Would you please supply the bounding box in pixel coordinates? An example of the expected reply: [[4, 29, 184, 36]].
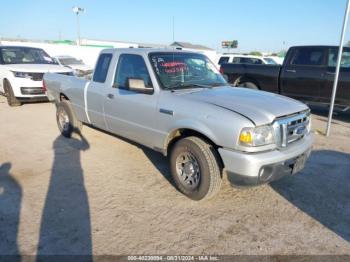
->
[[222, 40, 238, 49]]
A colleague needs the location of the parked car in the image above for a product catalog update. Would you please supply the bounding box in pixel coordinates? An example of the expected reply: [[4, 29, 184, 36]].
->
[[216, 54, 278, 68], [0, 46, 73, 106], [54, 55, 93, 77], [264, 56, 284, 65], [221, 46, 350, 110], [44, 48, 313, 201]]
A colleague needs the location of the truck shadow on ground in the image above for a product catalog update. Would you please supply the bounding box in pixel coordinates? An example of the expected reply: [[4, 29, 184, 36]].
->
[[271, 150, 350, 243], [140, 147, 177, 188], [0, 162, 21, 261], [37, 133, 92, 259], [87, 125, 178, 190]]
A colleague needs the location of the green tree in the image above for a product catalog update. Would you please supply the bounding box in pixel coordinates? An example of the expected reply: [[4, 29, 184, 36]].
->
[[249, 51, 262, 56]]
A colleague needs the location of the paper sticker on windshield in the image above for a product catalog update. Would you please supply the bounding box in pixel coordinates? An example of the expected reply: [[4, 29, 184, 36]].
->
[[160, 62, 188, 73]]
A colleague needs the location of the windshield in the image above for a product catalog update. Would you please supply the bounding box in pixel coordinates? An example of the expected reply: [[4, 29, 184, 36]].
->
[[263, 58, 278, 65], [0, 47, 57, 65], [149, 52, 227, 90], [59, 57, 83, 66]]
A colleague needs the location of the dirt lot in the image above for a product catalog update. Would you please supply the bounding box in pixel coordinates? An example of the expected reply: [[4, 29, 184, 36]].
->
[[0, 96, 349, 256]]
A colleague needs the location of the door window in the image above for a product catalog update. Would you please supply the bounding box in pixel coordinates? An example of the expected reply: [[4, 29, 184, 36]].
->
[[328, 48, 350, 68], [114, 54, 153, 89], [291, 48, 325, 66]]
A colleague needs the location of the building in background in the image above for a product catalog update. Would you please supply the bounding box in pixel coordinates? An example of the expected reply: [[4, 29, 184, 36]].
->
[[0, 38, 219, 67], [170, 41, 218, 63]]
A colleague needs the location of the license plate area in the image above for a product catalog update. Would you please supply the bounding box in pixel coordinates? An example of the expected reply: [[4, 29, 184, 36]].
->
[[291, 153, 307, 174]]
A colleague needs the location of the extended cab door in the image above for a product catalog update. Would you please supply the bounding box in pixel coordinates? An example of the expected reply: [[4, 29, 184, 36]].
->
[[103, 53, 159, 148], [321, 47, 350, 106], [280, 47, 327, 102], [86, 53, 114, 129]]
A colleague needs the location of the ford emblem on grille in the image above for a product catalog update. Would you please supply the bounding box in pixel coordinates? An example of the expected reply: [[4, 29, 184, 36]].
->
[[295, 125, 306, 135]]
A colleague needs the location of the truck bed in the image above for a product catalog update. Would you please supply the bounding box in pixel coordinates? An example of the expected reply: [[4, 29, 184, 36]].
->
[[222, 63, 282, 93], [44, 73, 90, 123]]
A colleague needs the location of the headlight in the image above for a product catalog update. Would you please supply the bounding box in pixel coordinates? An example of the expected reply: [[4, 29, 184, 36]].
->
[[12, 71, 31, 78], [239, 125, 275, 147], [307, 116, 312, 134]]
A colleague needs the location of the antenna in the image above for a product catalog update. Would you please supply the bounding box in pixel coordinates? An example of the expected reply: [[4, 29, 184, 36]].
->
[[172, 16, 175, 42]]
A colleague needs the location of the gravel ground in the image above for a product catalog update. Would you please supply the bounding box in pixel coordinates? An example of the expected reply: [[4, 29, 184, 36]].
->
[[0, 96, 349, 256]]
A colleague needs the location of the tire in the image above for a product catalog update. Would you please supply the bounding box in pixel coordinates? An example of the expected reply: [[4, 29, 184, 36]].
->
[[239, 81, 258, 90], [56, 100, 82, 138], [170, 136, 222, 201], [4, 80, 21, 107]]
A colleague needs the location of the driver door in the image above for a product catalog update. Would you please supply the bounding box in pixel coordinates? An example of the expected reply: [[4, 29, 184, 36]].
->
[[103, 54, 159, 148]]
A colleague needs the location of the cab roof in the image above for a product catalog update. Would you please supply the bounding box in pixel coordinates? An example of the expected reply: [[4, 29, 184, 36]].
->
[[100, 47, 199, 56]]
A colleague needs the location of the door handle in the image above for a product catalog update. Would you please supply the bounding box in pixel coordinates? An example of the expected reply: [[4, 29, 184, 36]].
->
[[286, 69, 296, 73], [326, 72, 335, 75], [107, 93, 114, 99]]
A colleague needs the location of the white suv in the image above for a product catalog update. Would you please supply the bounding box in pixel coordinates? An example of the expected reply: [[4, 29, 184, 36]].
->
[[216, 54, 279, 68], [0, 46, 73, 106]]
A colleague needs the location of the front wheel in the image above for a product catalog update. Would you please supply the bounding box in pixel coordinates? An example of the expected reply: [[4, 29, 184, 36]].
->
[[4, 80, 21, 107], [56, 100, 82, 138], [170, 136, 222, 201]]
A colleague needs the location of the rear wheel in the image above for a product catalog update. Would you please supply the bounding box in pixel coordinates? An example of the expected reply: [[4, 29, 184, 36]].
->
[[4, 80, 21, 107], [56, 100, 82, 138], [239, 81, 258, 90], [170, 136, 222, 201]]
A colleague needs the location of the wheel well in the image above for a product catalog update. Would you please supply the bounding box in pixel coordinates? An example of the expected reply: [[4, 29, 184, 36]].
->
[[60, 93, 69, 101], [235, 77, 260, 89], [165, 128, 224, 169]]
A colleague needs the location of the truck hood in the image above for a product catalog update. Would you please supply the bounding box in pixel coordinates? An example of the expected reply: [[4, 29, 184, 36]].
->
[[3, 64, 73, 73], [178, 86, 308, 126]]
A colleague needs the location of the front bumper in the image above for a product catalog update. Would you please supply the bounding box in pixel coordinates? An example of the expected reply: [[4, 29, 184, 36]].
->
[[218, 134, 313, 186]]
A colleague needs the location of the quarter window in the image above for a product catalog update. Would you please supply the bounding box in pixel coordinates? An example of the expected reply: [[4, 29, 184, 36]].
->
[[114, 54, 152, 89], [218, 56, 230, 65], [93, 54, 112, 83]]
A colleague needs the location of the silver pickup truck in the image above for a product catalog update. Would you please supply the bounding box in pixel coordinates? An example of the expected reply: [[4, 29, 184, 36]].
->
[[44, 48, 313, 201]]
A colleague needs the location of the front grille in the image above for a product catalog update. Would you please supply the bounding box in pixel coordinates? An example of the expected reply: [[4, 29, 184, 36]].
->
[[273, 110, 310, 148], [24, 72, 71, 81], [28, 73, 44, 81]]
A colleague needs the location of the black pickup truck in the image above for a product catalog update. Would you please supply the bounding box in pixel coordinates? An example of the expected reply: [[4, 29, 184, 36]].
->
[[221, 46, 350, 109]]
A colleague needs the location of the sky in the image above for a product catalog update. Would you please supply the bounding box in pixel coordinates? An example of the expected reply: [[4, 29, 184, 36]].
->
[[0, 0, 349, 53]]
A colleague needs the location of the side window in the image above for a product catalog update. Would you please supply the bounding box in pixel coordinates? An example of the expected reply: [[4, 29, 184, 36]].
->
[[240, 57, 257, 64], [93, 54, 112, 83], [218, 56, 229, 65], [291, 48, 325, 66], [232, 57, 241, 63], [328, 48, 350, 68], [114, 54, 152, 89]]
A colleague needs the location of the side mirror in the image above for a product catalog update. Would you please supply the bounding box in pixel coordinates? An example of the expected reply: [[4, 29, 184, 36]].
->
[[128, 78, 153, 94]]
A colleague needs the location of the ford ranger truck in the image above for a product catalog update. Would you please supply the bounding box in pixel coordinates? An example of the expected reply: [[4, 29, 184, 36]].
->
[[44, 48, 313, 201], [0, 46, 73, 106]]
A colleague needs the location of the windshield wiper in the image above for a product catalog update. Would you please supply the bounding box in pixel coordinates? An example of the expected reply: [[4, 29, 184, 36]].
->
[[165, 83, 212, 90]]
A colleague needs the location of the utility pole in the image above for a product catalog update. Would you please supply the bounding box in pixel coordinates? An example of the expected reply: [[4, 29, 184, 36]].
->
[[326, 0, 350, 136], [72, 6, 85, 46]]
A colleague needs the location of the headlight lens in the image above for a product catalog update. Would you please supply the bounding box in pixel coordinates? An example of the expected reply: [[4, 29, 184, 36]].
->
[[239, 125, 275, 147], [12, 71, 31, 78]]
